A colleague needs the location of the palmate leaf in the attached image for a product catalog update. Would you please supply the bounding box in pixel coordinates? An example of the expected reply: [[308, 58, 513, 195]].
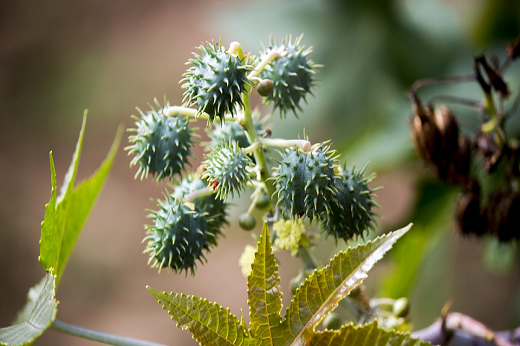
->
[[0, 271, 58, 346], [39, 112, 122, 286], [247, 222, 284, 346], [147, 288, 253, 346], [280, 224, 412, 346], [309, 321, 429, 346], [149, 224, 417, 346]]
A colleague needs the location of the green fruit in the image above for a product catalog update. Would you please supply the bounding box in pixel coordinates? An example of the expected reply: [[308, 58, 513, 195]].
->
[[320, 164, 378, 242], [238, 213, 256, 231], [259, 35, 319, 119], [207, 120, 263, 167], [181, 41, 252, 124], [208, 121, 251, 149], [203, 140, 253, 201], [143, 194, 221, 275], [273, 144, 339, 219], [290, 271, 307, 295], [127, 101, 194, 180], [172, 175, 229, 230], [322, 312, 342, 330], [255, 192, 271, 209], [257, 79, 273, 97], [393, 297, 410, 318]]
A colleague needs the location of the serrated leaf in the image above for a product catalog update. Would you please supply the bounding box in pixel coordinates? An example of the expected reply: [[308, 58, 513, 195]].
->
[[39, 153, 58, 276], [39, 113, 122, 286], [0, 271, 58, 346], [282, 224, 412, 346], [247, 222, 284, 345], [309, 321, 429, 346], [147, 287, 252, 346], [149, 224, 413, 346]]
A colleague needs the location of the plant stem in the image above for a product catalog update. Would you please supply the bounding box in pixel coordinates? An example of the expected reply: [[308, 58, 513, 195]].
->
[[162, 106, 235, 122], [242, 141, 262, 154], [260, 138, 311, 151], [239, 44, 287, 200], [412, 312, 515, 346], [242, 93, 276, 198], [51, 320, 168, 346], [239, 45, 280, 199], [184, 186, 214, 203], [410, 74, 476, 95], [248, 46, 285, 80], [428, 94, 481, 109], [297, 246, 318, 270], [481, 91, 504, 149]]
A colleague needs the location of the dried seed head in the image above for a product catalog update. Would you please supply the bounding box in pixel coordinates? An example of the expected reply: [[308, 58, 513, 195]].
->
[[411, 103, 440, 166], [411, 102, 470, 183], [486, 190, 520, 242], [476, 132, 502, 172], [455, 181, 487, 236], [506, 36, 520, 60]]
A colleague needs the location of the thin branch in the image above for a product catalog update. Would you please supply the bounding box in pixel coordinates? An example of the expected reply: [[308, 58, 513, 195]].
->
[[51, 320, 169, 346], [428, 94, 482, 109], [410, 74, 476, 95], [412, 312, 518, 346]]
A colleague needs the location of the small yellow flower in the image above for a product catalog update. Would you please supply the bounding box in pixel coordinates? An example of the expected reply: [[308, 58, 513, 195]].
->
[[238, 245, 257, 277], [273, 219, 306, 255]]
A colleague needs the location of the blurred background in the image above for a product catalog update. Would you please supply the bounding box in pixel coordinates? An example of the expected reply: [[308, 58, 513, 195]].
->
[[1, 0, 519, 345]]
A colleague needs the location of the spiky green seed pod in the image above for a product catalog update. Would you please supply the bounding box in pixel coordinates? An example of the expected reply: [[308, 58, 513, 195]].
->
[[320, 164, 378, 242], [207, 120, 263, 164], [143, 195, 221, 275], [273, 143, 339, 219], [208, 121, 251, 149], [181, 41, 252, 124], [127, 102, 194, 180], [172, 174, 229, 230], [202, 140, 253, 201], [259, 35, 319, 119]]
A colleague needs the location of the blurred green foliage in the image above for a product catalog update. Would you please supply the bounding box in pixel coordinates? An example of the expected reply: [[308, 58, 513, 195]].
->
[[1, 0, 519, 341], [213, 0, 520, 330]]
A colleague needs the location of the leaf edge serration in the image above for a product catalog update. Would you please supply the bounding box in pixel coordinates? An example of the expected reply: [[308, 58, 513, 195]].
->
[[309, 320, 430, 346], [246, 222, 284, 344], [147, 286, 253, 346], [281, 223, 413, 346]]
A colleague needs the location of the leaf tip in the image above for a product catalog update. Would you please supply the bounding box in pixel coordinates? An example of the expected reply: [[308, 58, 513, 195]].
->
[[398, 223, 413, 236]]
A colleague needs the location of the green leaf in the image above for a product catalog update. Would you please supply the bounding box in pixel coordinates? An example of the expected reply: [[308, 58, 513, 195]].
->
[[282, 224, 412, 346], [0, 271, 58, 346], [39, 113, 123, 286], [247, 222, 283, 345], [308, 321, 429, 346], [380, 181, 457, 299], [147, 287, 253, 346], [149, 224, 414, 346], [39, 152, 58, 275]]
